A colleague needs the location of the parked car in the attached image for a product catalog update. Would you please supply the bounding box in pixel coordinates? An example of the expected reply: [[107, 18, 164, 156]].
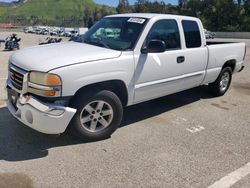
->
[[24, 27, 35, 33], [6, 14, 246, 141], [35, 29, 42, 35], [57, 30, 65, 37], [65, 30, 79, 37], [204, 29, 215, 39], [40, 29, 49, 35], [50, 30, 58, 36], [64, 31, 71, 37]]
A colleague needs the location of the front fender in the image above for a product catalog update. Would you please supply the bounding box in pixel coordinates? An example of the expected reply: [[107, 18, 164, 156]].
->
[[50, 53, 135, 105]]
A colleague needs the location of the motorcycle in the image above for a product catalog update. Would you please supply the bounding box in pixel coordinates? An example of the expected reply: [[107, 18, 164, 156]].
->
[[39, 37, 62, 45], [0, 37, 5, 45], [4, 34, 21, 51], [69, 34, 83, 42]]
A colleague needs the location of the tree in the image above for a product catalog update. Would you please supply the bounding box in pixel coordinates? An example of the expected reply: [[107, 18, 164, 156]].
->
[[134, 0, 148, 13], [87, 17, 94, 28], [83, 8, 92, 27], [178, 0, 183, 7], [93, 7, 100, 22], [100, 5, 109, 18], [117, 0, 131, 13]]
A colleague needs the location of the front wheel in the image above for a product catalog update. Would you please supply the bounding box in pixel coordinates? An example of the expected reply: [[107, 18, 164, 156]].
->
[[70, 90, 123, 141], [208, 67, 232, 96]]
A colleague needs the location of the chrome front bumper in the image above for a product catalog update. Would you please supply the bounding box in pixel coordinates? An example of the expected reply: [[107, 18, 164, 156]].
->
[[6, 81, 77, 134]]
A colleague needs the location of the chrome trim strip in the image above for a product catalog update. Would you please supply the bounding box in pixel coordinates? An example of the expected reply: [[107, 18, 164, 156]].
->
[[135, 71, 205, 89], [8, 63, 29, 94], [19, 95, 65, 116], [9, 70, 23, 79], [10, 75, 23, 84], [9, 64, 27, 75], [28, 82, 61, 91], [22, 73, 29, 94], [6, 78, 22, 93], [14, 74, 23, 79]]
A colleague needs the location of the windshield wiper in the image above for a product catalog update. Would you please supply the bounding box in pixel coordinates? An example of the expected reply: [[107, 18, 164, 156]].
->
[[96, 39, 111, 49], [84, 38, 111, 49]]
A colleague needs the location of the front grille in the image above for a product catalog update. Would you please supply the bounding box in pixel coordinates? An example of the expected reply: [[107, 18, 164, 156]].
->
[[9, 65, 25, 91]]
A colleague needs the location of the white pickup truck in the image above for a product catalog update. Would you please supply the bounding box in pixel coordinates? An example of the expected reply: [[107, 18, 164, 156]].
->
[[6, 13, 246, 141]]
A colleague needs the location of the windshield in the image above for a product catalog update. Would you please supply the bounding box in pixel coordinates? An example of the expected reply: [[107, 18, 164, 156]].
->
[[82, 17, 148, 51]]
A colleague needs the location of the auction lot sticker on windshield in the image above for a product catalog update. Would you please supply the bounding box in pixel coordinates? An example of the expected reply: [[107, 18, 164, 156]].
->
[[128, 18, 146, 24]]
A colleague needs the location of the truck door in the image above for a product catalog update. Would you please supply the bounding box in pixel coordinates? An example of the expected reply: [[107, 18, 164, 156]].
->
[[134, 19, 207, 103], [178, 19, 207, 88], [134, 19, 185, 103]]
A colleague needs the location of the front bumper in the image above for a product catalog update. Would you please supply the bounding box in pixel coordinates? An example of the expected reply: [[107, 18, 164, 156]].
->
[[6, 84, 77, 134]]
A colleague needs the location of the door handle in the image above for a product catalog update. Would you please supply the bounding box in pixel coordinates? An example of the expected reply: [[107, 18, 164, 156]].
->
[[177, 56, 185, 63]]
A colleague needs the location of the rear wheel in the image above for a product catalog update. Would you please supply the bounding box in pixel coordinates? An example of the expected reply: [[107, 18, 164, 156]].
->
[[208, 67, 232, 96], [70, 90, 123, 141]]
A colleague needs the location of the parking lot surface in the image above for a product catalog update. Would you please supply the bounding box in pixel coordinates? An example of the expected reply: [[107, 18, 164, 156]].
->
[[0, 32, 250, 188]]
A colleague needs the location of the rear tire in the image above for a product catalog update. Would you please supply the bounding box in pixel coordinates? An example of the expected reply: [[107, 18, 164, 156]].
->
[[70, 90, 123, 141], [208, 67, 232, 97]]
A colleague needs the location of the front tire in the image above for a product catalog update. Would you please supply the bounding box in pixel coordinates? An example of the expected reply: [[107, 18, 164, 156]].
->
[[208, 67, 232, 96], [70, 90, 123, 141]]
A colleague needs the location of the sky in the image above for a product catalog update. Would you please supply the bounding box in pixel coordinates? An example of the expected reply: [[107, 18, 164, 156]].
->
[[1, 0, 178, 6]]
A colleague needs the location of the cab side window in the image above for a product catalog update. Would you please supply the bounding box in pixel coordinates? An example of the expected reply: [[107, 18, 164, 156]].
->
[[182, 20, 202, 48], [145, 19, 181, 50]]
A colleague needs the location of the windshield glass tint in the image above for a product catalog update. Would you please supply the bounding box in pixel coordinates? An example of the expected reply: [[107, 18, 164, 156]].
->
[[83, 17, 147, 51]]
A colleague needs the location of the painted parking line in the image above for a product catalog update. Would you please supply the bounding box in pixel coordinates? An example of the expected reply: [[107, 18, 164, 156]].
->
[[186, 126, 205, 134], [208, 162, 250, 188]]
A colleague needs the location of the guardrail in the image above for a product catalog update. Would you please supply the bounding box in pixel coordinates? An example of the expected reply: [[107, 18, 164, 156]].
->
[[1, 28, 250, 39], [215, 32, 250, 39], [0, 27, 24, 32]]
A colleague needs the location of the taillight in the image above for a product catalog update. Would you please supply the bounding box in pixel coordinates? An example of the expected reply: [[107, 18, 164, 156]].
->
[[243, 44, 247, 61]]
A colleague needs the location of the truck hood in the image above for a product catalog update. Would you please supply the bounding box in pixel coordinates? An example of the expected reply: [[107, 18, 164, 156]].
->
[[10, 42, 122, 72]]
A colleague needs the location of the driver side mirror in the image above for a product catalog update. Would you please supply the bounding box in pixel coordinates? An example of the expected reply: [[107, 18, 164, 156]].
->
[[141, 40, 166, 54]]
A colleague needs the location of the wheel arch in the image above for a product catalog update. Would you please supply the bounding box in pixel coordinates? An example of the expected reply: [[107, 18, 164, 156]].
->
[[222, 59, 236, 72], [70, 80, 129, 107]]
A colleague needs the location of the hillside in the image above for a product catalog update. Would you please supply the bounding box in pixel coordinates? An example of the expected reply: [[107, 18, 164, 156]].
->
[[0, 0, 115, 26]]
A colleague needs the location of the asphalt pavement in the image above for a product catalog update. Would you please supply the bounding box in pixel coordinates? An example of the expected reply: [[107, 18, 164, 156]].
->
[[0, 33, 250, 188]]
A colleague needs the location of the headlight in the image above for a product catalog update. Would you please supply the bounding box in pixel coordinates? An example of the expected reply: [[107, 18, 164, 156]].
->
[[28, 72, 62, 97]]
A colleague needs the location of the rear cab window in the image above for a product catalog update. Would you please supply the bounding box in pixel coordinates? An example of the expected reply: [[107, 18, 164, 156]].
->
[[182, 20, 202, 48]]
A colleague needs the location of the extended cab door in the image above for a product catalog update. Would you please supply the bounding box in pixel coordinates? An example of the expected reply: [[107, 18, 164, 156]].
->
[[177, 19, 208, 88], [133, 18, 207, 103]]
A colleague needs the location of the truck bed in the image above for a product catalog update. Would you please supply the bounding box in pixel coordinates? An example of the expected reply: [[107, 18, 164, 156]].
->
[[202, 41, 245, 85], [206, 41, 238, 45]]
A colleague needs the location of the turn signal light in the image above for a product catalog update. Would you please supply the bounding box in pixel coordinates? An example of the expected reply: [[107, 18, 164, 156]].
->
[[45, 90, 57, 97], [46, 74, 62, 86]]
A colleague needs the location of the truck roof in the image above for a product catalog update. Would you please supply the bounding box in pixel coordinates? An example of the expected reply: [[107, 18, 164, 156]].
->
[[106, 13, 198, 21]]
